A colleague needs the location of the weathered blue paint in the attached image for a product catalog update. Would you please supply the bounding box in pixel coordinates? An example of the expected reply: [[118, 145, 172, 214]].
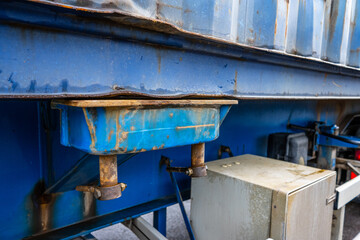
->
[[2, 1, 360, 239], [26, 0, 360, 68], [1, 2, 360, 98], [322, 0, 347, 63], [55, 103, 233, 154], [348, 0, 360, 68]]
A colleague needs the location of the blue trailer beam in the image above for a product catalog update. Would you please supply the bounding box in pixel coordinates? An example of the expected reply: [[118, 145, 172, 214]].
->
[[1, 2, 360, 98], [25, 191, 190, 240]]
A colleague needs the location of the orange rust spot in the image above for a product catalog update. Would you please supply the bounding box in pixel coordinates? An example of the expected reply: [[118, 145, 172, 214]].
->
[[160, 144, 165, 149], [169, 113, 174, 118], [152, 146, 158, 150], [167, 135, 169, 139], [121, 132, 128, 139], [133, 147, 137, 152], [274, 18, 277, 36], [140, 149, 146, 152], [130, 126, 135, 131], [176, 124, 215, 130], [108, 130, 114, 141]]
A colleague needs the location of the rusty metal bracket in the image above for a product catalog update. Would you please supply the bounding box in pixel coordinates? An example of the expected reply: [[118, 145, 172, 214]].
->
[[191, 143, 207, 177], [76, 155, 127, 200], [218, 145, 234, 159], [162, 150, 207, 178], [165, 166, 193, 176], [76, 183, 127, 201]]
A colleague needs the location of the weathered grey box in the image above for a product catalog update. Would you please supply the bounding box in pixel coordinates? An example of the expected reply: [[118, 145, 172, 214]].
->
[[191, 154, 336, 240]]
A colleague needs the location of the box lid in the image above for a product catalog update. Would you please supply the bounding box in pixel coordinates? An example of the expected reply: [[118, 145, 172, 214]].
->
[[207, 154, 335, 194]]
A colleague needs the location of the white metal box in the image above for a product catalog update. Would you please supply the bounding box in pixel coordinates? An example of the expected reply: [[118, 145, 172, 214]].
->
[[191, 154, 336, 240]]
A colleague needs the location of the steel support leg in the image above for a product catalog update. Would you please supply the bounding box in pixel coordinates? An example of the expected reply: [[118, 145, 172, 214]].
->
[[153, 208, 167, 237], [191, 143, 206, 177], [169, 172, 195, 240]]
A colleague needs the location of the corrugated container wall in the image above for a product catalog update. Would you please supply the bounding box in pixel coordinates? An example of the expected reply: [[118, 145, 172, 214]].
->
[[47, 0, 360, 68]]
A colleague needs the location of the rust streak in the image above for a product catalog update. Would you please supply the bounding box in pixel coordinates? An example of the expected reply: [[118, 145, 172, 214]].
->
[[82, 108, 96, 151], [176, 123, 214, 130], [157, 2, 183, 10], [332, 80, 342, 88], [108, 130, 114, 141], [328, 0, 339, 42]]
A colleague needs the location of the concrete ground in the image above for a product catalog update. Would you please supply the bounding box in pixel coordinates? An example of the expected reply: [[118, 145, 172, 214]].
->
[[92, 200, 190, 240], [93, 200, 360, 240], [344, 202, 360, 240]]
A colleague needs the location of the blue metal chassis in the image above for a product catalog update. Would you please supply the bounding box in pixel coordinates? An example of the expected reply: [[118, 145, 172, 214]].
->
[[2, 99, 360, 239], [2, 1, 360, 239]]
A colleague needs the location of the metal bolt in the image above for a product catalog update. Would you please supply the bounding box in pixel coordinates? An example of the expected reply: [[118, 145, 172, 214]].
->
[[185, 168, 194, 176], [120, 183, 127, 192]]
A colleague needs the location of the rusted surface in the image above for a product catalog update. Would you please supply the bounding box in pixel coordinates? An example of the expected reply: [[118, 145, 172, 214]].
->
[[96, 183, 126, 201], [30, 181, 55, 235], [75, 155, 127, 200], [191, 143, 206, 177], [82, 192, 96, 219], [191, 143, 205, 167], [99, 155, 118, 187], [83, 108, 97, 152], [76, 183, 126, 200]]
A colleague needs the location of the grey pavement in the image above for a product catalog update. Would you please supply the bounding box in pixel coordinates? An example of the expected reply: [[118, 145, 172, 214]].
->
[[93, 200, 360, 240], [92, 200, 191, 240]]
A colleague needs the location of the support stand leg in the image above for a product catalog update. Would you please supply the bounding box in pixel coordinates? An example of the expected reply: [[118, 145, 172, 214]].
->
[[153, 208, 167, 237]]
